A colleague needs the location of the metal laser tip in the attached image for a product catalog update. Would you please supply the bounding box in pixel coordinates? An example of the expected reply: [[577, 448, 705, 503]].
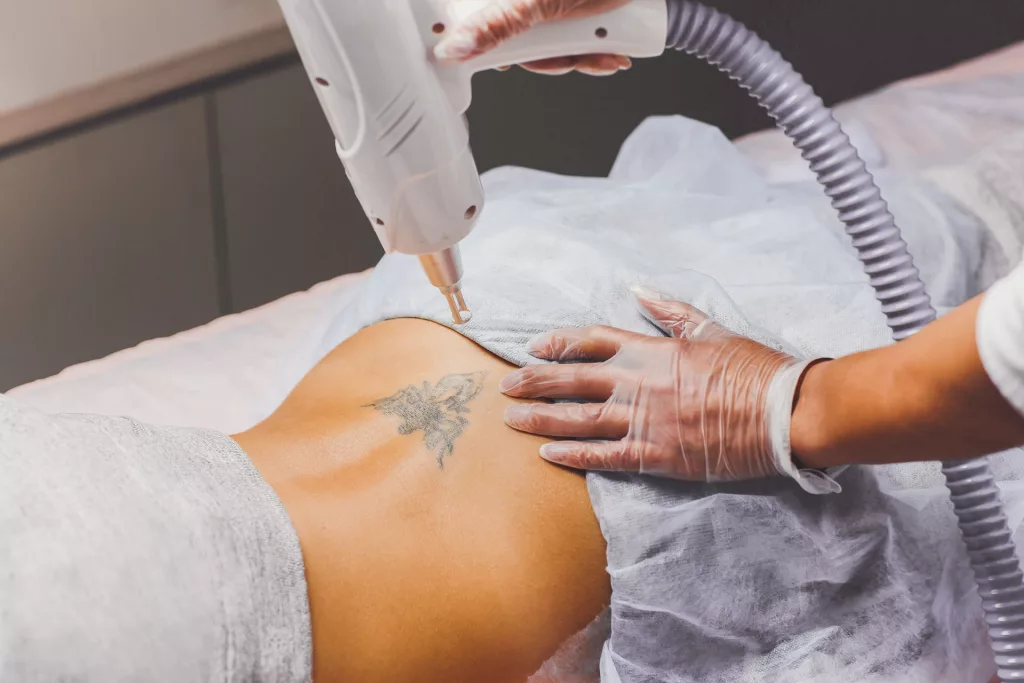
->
[[444, 287, 472, 325]]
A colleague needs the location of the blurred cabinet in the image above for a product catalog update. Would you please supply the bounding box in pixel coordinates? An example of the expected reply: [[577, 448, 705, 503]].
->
[[0, 98, 219, 390], [213, 64, 381, 312]]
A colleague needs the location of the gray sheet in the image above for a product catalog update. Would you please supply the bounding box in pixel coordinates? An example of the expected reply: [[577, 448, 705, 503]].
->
[[0, 395, 311, 682]]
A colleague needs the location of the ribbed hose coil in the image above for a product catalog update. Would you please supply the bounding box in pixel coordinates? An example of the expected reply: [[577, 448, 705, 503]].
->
[[664, 1, 1024, 678]]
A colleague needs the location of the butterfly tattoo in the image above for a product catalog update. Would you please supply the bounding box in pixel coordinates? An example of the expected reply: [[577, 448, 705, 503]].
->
[[366, 372, 486, 467]]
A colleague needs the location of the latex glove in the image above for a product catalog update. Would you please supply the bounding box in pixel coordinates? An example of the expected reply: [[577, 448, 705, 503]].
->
[[500, 287, 839, 493], [434, 0, 633, 75]]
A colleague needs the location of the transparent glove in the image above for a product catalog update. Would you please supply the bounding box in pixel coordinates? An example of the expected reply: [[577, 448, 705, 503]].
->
[[434, 0, 633, 75], [500, 287, 839, 493]]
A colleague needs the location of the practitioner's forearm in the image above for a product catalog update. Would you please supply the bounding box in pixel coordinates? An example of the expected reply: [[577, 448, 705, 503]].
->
[[791, 296, 1024, 469]]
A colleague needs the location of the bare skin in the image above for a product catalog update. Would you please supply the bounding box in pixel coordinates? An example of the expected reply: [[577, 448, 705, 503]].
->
[[234, 319, 610, 683]]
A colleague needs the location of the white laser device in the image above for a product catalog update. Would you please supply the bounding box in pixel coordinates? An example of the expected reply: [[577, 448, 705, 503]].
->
[[277, 0, 667, 323]]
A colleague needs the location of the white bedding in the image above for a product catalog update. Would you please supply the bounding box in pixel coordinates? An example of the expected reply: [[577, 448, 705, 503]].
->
[[10, 42, 1024, 436], [9, 270, 370, 434]]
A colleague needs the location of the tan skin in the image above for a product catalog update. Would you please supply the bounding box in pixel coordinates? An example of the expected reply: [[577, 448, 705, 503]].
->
[[233, 319, 609, 683]]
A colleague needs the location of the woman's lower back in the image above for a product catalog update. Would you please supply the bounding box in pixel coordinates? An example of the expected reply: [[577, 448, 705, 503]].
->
[[235, 319, 610, 683]]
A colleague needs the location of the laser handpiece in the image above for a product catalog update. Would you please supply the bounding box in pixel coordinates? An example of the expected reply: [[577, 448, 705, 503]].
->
[[280, 0, 667, 324]]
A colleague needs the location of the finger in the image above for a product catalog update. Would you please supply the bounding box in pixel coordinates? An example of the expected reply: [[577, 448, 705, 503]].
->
[[504, 402, 631, 439], [541, 439, 694, 478], [629, 285, 714, 339], [499, 363, 619, 400], [527, 325, 644, 362], [539, 440, 644, 473], [495, 65, 512, 71], [434, 0, 542, 61], [521, 54, 630, 76], [519, 56, 578, 75], [575, 54, 632, 76], [434, 0, 635, 62]]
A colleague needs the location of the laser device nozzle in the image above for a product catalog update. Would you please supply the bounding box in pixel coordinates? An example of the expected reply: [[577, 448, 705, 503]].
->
[[442, 285, 472, 325], [420, 247, 471, 326]]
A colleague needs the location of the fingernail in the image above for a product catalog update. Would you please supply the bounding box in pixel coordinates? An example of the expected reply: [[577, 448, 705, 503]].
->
[[526, 333, 552, 357], [537, 67, 574, 76], [540, 442, 579, 462], [504, 404, 532, 426], [630, 286, 674, 334], [434, 32, 477, 61], [629, 284, 669, 302], [499, 370, 525, 394]]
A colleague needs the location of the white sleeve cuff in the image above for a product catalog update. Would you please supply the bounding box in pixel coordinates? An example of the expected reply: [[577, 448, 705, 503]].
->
[[978, 263, 1024, 418], [766, 359, 843, 495]]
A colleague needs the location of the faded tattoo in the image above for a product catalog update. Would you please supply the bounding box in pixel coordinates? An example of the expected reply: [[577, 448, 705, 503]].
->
[[365, 372, 486, 467]]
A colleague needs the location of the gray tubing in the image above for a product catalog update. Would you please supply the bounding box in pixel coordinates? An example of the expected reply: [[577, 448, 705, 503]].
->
[[663, 0, 1024, 678]]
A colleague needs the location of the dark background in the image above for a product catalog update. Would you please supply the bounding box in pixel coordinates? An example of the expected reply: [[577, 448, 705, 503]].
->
[[468, 0, 1024, 175], [1, 0, 1022, 390]]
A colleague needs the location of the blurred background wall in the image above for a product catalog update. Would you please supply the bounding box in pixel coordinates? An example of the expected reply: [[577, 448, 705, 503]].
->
[[1, 0, 1021, 390]]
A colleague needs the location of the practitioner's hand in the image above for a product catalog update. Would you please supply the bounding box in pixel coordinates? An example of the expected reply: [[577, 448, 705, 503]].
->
[[500, 287, 833, 491], [433, 0, 633, 75]]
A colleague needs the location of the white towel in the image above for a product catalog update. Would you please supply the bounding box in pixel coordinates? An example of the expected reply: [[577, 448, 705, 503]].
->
[[335, 115, 1024, 682]]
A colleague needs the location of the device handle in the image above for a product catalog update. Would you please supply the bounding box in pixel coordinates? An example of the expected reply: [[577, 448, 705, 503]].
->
[[448, 0, 667, 73]]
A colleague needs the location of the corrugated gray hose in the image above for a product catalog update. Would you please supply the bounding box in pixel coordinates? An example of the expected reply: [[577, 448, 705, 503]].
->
[[662, 0, 1024, 678]]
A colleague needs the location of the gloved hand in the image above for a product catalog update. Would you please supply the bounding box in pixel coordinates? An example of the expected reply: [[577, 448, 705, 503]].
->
[[500, 287, 838, 493], [434, 0, 633, 75]]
